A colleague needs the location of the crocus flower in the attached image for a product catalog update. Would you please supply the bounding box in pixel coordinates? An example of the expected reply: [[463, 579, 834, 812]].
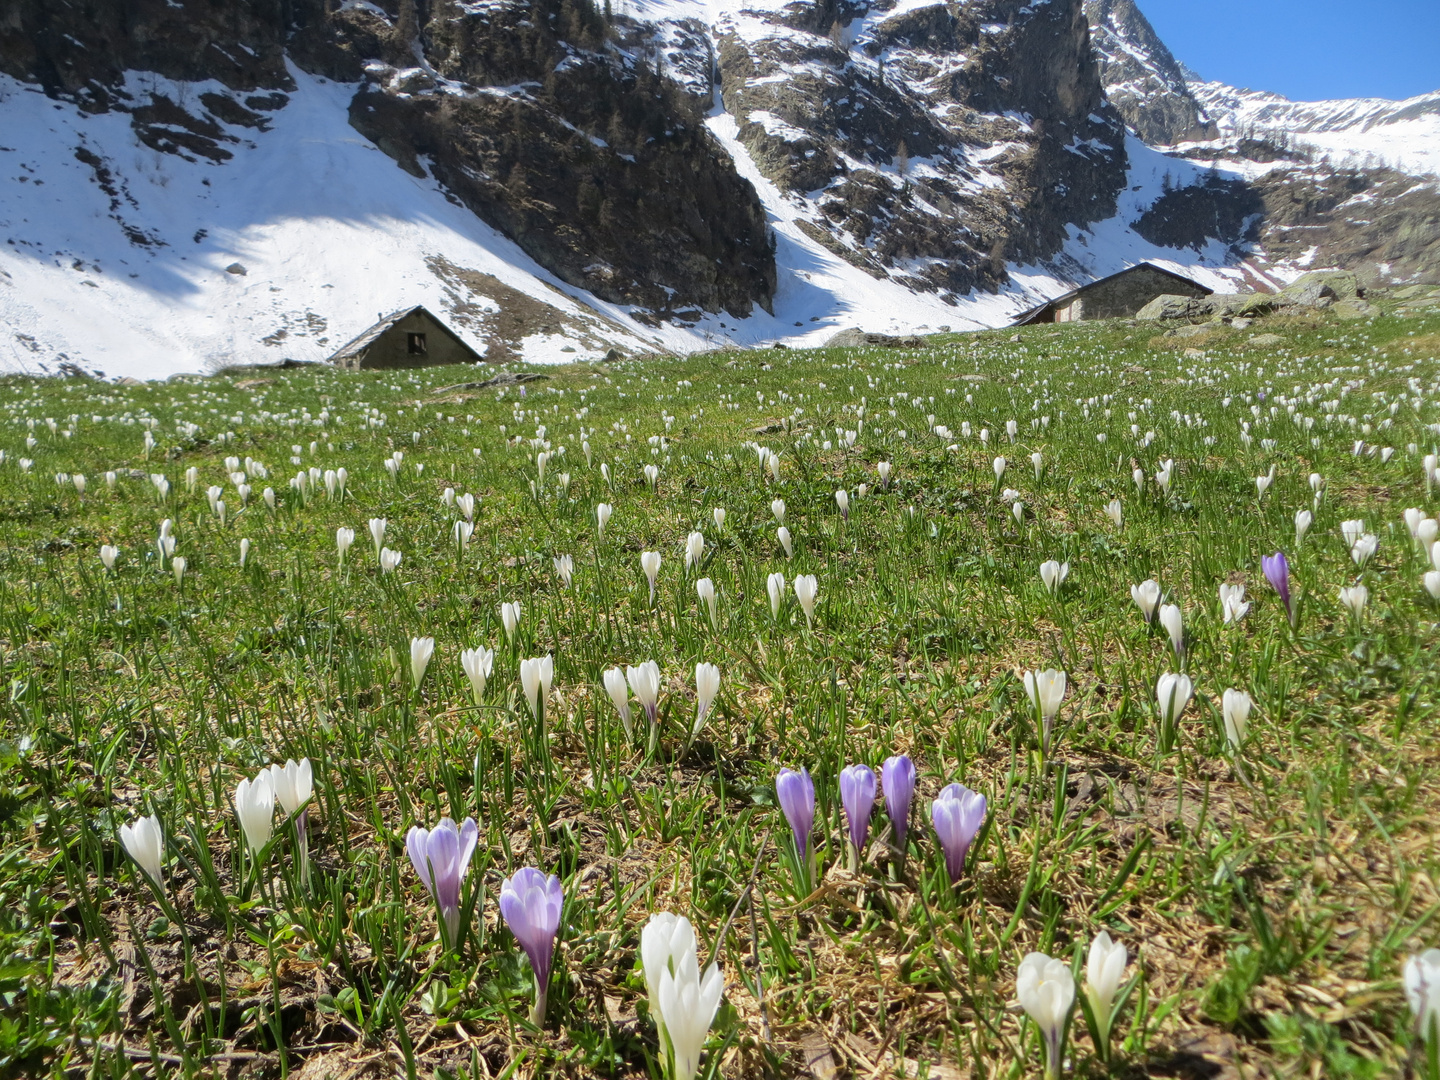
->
[[100, 544, 118, 571], [1339, 584, 1368, 620], [931, 782, 986, 883], [410, 636, 435, 688], [881, 754, 916, 850], [712, 507, 726, 530], [369, 517, 386, 559], [693, 663, 720, 738], [1023, 669, 1066, 756], [1350, 534, 1378, 568], [1294, 509, 1313, 547], [596, 502, 613, 537], [766, 572, 786, 621], [380, 547, 402, 574], [1086, 932, 1127, 1058], [1262, 551, 1292, 622], [771, 498, 785, 525], [993, 456, 1007, 482], [1404, 950, 1440, 1044], [500, 867, 564, 1024], [553, 554, 573, 587], [1017, 952, 1075, 1080], [1156, 672, 1193, 726], [118, 813, 164, 892], [520, 655, 554, 723], [1221, 688, 1251, 748], [777, 526, 793, 559], [835, 489, 849, 521], [877, 461, 892, 487], [793, 574, 818, 628], [1039, 560, 1068, 595], [684, 531, 705, 570], [627, 660, 661, 731], [453, 519, 474, 551], [696, 578, 718, 627], [1220, 583, 1249, 624], [1341, 519, 1366, 548], [1159, 603, 1184, 656], [1425, 570, 1440, 600], [172, 556, 186, 585], [457, 492, 475, 520], [234, 771, 275, 855], [268, 757, 313, 877], [407, 817, 478, 947], [642, 913, 724, 1080], [1031, 451, 1043, 480], [461, 647, 493, 703], [641, 551, 662, 604], [500, 601, 521, 643], [336, 527, 354, 566], [1104, 499, 1122, 528], [604, 667, 633, 737], [839, 764, 876, 867], [776, 767, 815, 861], [644, 463, 659, 489], [239, 538, 251, 567]]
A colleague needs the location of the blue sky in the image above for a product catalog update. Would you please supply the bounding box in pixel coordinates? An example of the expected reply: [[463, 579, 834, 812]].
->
[[1137, 0, 1440, 101]]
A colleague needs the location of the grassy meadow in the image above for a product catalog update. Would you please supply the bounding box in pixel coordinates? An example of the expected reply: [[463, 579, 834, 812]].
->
[[3, 309, 1440, 1080]]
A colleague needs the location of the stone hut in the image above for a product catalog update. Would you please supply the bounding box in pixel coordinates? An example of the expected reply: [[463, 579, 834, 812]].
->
[[327, 306, 484, 369], [1015, 263, 1213, 324]]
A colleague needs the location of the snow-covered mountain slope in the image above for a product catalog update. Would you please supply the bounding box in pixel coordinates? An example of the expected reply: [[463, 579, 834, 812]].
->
[[1188, 82, 1440, 179], [1, 0, 1262, 379], [1082, 0, 1213, 145]]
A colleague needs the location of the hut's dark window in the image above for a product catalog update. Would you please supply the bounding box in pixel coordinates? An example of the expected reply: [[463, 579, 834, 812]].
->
[[407, 333, 427, 356]]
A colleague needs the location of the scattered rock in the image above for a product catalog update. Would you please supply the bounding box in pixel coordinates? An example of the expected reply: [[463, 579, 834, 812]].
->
[[603, 348, 624, 362], [432, 371, 550, 394], [1231, 317, 1253, 330], [825, 328, 925, 349], [224, 262, 247, 276], [1137, 293, 1209, 321], [1167, 323, 1212, 339], [1332, 298, 1380, 320], [1249, 333, 1284, 346]]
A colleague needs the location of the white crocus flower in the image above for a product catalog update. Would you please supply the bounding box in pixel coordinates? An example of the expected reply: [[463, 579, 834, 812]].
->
[[519, 656, 554, 723], [642, 913, 724, 1080], [234, 771, 275, 854], [1404, 949, 1440, 1045], [993, 456, 1007, 482], [684, 531, 705, 570], [336, 527, 355, 566], [1023, 668, 1065, 755], [1103, 498, 1122, 528], [771, 498, 785, 526], [379, 547, 402, 574], [553, 554, 574, 587], [1130, 579, 1161, 622], [641, 551, 662, 603], [1294, 509, 1313, 547], [100, 544, 119, 571], [500, 601, 521, 643], [369, 517, 387, 559], [1350, 533, 1378, 567], [693, 663, 720, 738], [712, 506, 726, 530], [1159, 603, 1184, 655], [1017, 952, 1075, 1080], [1221, 688, 1251, 748], [767, 572, 786, 621], [1085, 932, 1127, 1056], [596, 502, 613, 537], [410, 636, 435, 688], [777, 526, 793, 559], [118, 813, 165, 892], [1039, 560, 1068, 595], [793, 574, 818, 628], [1339, 584, 1369, 620], [1156, 672, 1193, 726], [603, 667, 633, 738], [461, 647, 493, 703], [696, 577, 717, 627], [1219, 583, 1249, 624]]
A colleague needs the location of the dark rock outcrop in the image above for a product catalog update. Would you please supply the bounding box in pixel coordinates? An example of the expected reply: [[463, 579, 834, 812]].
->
[[1084, 0, 1216, 144]]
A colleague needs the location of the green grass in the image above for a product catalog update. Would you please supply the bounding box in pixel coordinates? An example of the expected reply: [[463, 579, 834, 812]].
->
[[2, 310, 1440, 1079]]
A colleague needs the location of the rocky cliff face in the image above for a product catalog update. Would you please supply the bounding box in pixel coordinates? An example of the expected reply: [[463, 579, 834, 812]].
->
[[1083, 0, 1214, 145], [0, 0, 776, 320], [709, 0, 1129, 298]]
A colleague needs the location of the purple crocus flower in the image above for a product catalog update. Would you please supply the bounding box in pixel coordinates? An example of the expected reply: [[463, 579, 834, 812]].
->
[[881, 754, 917, 850], [839, 764, 877, 863], [776, 767, 815, 859], [1262, 551, 1292, 622], [931, 783, 987, 884], [499, 867, 564, 1025], [406, 817, 478, 947]]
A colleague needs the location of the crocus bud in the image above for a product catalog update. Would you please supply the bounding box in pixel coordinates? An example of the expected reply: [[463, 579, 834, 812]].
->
[[1130, 579, 1161, 622], [234, 771, 275, 854], [776, 767, 815, 862], [1262, 551, 1292, 622], [553, 554, 573, 587], [684, 531, 704, 570], [100, 544, 119, 571], [696, 578, 718, 626], [1039, 560, 1068, 595], [1156, 671, 1193, 726], [931, 782, 986, 883], [793, 574, 818, 627], [839, 764, 876, 865], [500, 867, 564, 1025], [641, 551, 662, 604], [993, 456, 1006, 482], [777, 526, 793, 559], [1339, 584, 1368, 620], [596, 502, 613, 536], [627, 660, 661, 729], [881, 754, 916, 850], [693, 663, 720, 737], [835, 489, 849, 521], [336, 527, 354, 565], [1404, 950, 1440, 1046], [1023, 669, 1065, 756], [642, 913, 723, 1080], [766, 572, 786, 621], [407, 817, 478, 947], [1159, 603, 1183, 656], [1221, 688, 1251, 748], [1104, 499, 1122, 528], [500, 601, 521, 643], [1017, 952, 1075, 1080], [410, 636, 435, 688], [712, 506, 726, 530], [368, 517, 386, 558], [461, 647, 493, 703], [604, 667, 633, 737], [118, 813, 164, 892], [520, 655, 554, 723], [771, 498, 785, 526]]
